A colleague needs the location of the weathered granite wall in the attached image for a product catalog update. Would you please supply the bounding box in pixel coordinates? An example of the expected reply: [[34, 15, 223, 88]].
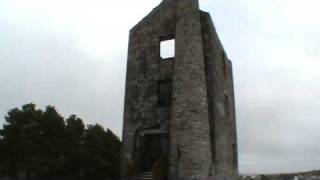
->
[[201, 12, 238, 180], [122, 0, 238, 180], [169, 0, 212, 179], [121, 0, 176, 178]]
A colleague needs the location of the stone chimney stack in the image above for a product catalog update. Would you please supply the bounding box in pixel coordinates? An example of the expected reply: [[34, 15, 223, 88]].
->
[[121, 0, 238, 179]]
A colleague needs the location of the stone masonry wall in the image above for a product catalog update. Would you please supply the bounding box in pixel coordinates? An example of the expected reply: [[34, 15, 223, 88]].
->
[[122, 0, 238, 180], [121, 1, 176, 179], [169, 0, 212, 179], [201, 12, 238, 180]]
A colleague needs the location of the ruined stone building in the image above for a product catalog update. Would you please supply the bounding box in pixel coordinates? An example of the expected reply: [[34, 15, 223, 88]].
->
[[121, 0, 238, 180]]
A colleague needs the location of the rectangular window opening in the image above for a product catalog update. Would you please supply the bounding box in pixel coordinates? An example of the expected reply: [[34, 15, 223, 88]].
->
[[157, 80, 173, 107], [225, 94, 230, 116], [160, 39, 175, 60]]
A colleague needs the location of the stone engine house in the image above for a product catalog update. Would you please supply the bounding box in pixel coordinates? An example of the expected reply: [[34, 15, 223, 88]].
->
[[122, 0, 238, 180]]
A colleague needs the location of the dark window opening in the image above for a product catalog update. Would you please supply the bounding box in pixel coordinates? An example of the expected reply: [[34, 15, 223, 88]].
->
[[225, 94, 229, 116], [157, 80, 172, 107]]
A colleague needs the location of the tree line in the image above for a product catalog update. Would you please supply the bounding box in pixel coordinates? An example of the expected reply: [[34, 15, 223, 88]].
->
[[0, 104, 121, 180]]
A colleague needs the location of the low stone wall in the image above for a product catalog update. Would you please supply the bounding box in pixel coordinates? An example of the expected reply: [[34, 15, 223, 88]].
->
[[240, 174, 320, 180]]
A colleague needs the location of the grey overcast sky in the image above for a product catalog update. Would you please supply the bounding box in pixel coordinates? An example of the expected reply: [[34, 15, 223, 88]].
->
[[1, 0, 320, 175]]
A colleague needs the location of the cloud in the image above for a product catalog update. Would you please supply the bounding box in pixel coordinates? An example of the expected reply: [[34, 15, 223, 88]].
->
[[0, 0, 162, 135], [0, 20, 126, 136], [214, 0, 320, 174]]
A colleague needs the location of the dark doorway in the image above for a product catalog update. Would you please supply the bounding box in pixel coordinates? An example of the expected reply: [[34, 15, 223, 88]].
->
[[141, 133, 168, 171]]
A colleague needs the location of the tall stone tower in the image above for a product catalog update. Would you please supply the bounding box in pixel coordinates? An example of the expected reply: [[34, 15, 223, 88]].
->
[[122, 0, 238, 180]]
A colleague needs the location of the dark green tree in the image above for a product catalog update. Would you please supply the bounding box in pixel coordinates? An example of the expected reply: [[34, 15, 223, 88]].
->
[[66, 115, 85, 148], [261, 175, 270, 180], [0, 132, 6, 177], [82, 124, 109, 180], [0, 104, 43, 180], [64, 115, 86, 179], [0, 104, 121, 180], [36, 106, 66, 179], [103, 129, 121, 178]]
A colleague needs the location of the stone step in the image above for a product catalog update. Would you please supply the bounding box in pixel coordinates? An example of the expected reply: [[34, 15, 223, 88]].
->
[[135, 177, 153, 180], [135, 171, 153, 180], [135, 178, 152, 180]]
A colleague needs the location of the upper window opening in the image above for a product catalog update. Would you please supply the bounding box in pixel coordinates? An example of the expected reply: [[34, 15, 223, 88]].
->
[[160, 39, 175, 59]]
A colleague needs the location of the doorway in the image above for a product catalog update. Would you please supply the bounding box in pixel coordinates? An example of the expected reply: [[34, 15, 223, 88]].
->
[[141, 133, 168, 171]]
